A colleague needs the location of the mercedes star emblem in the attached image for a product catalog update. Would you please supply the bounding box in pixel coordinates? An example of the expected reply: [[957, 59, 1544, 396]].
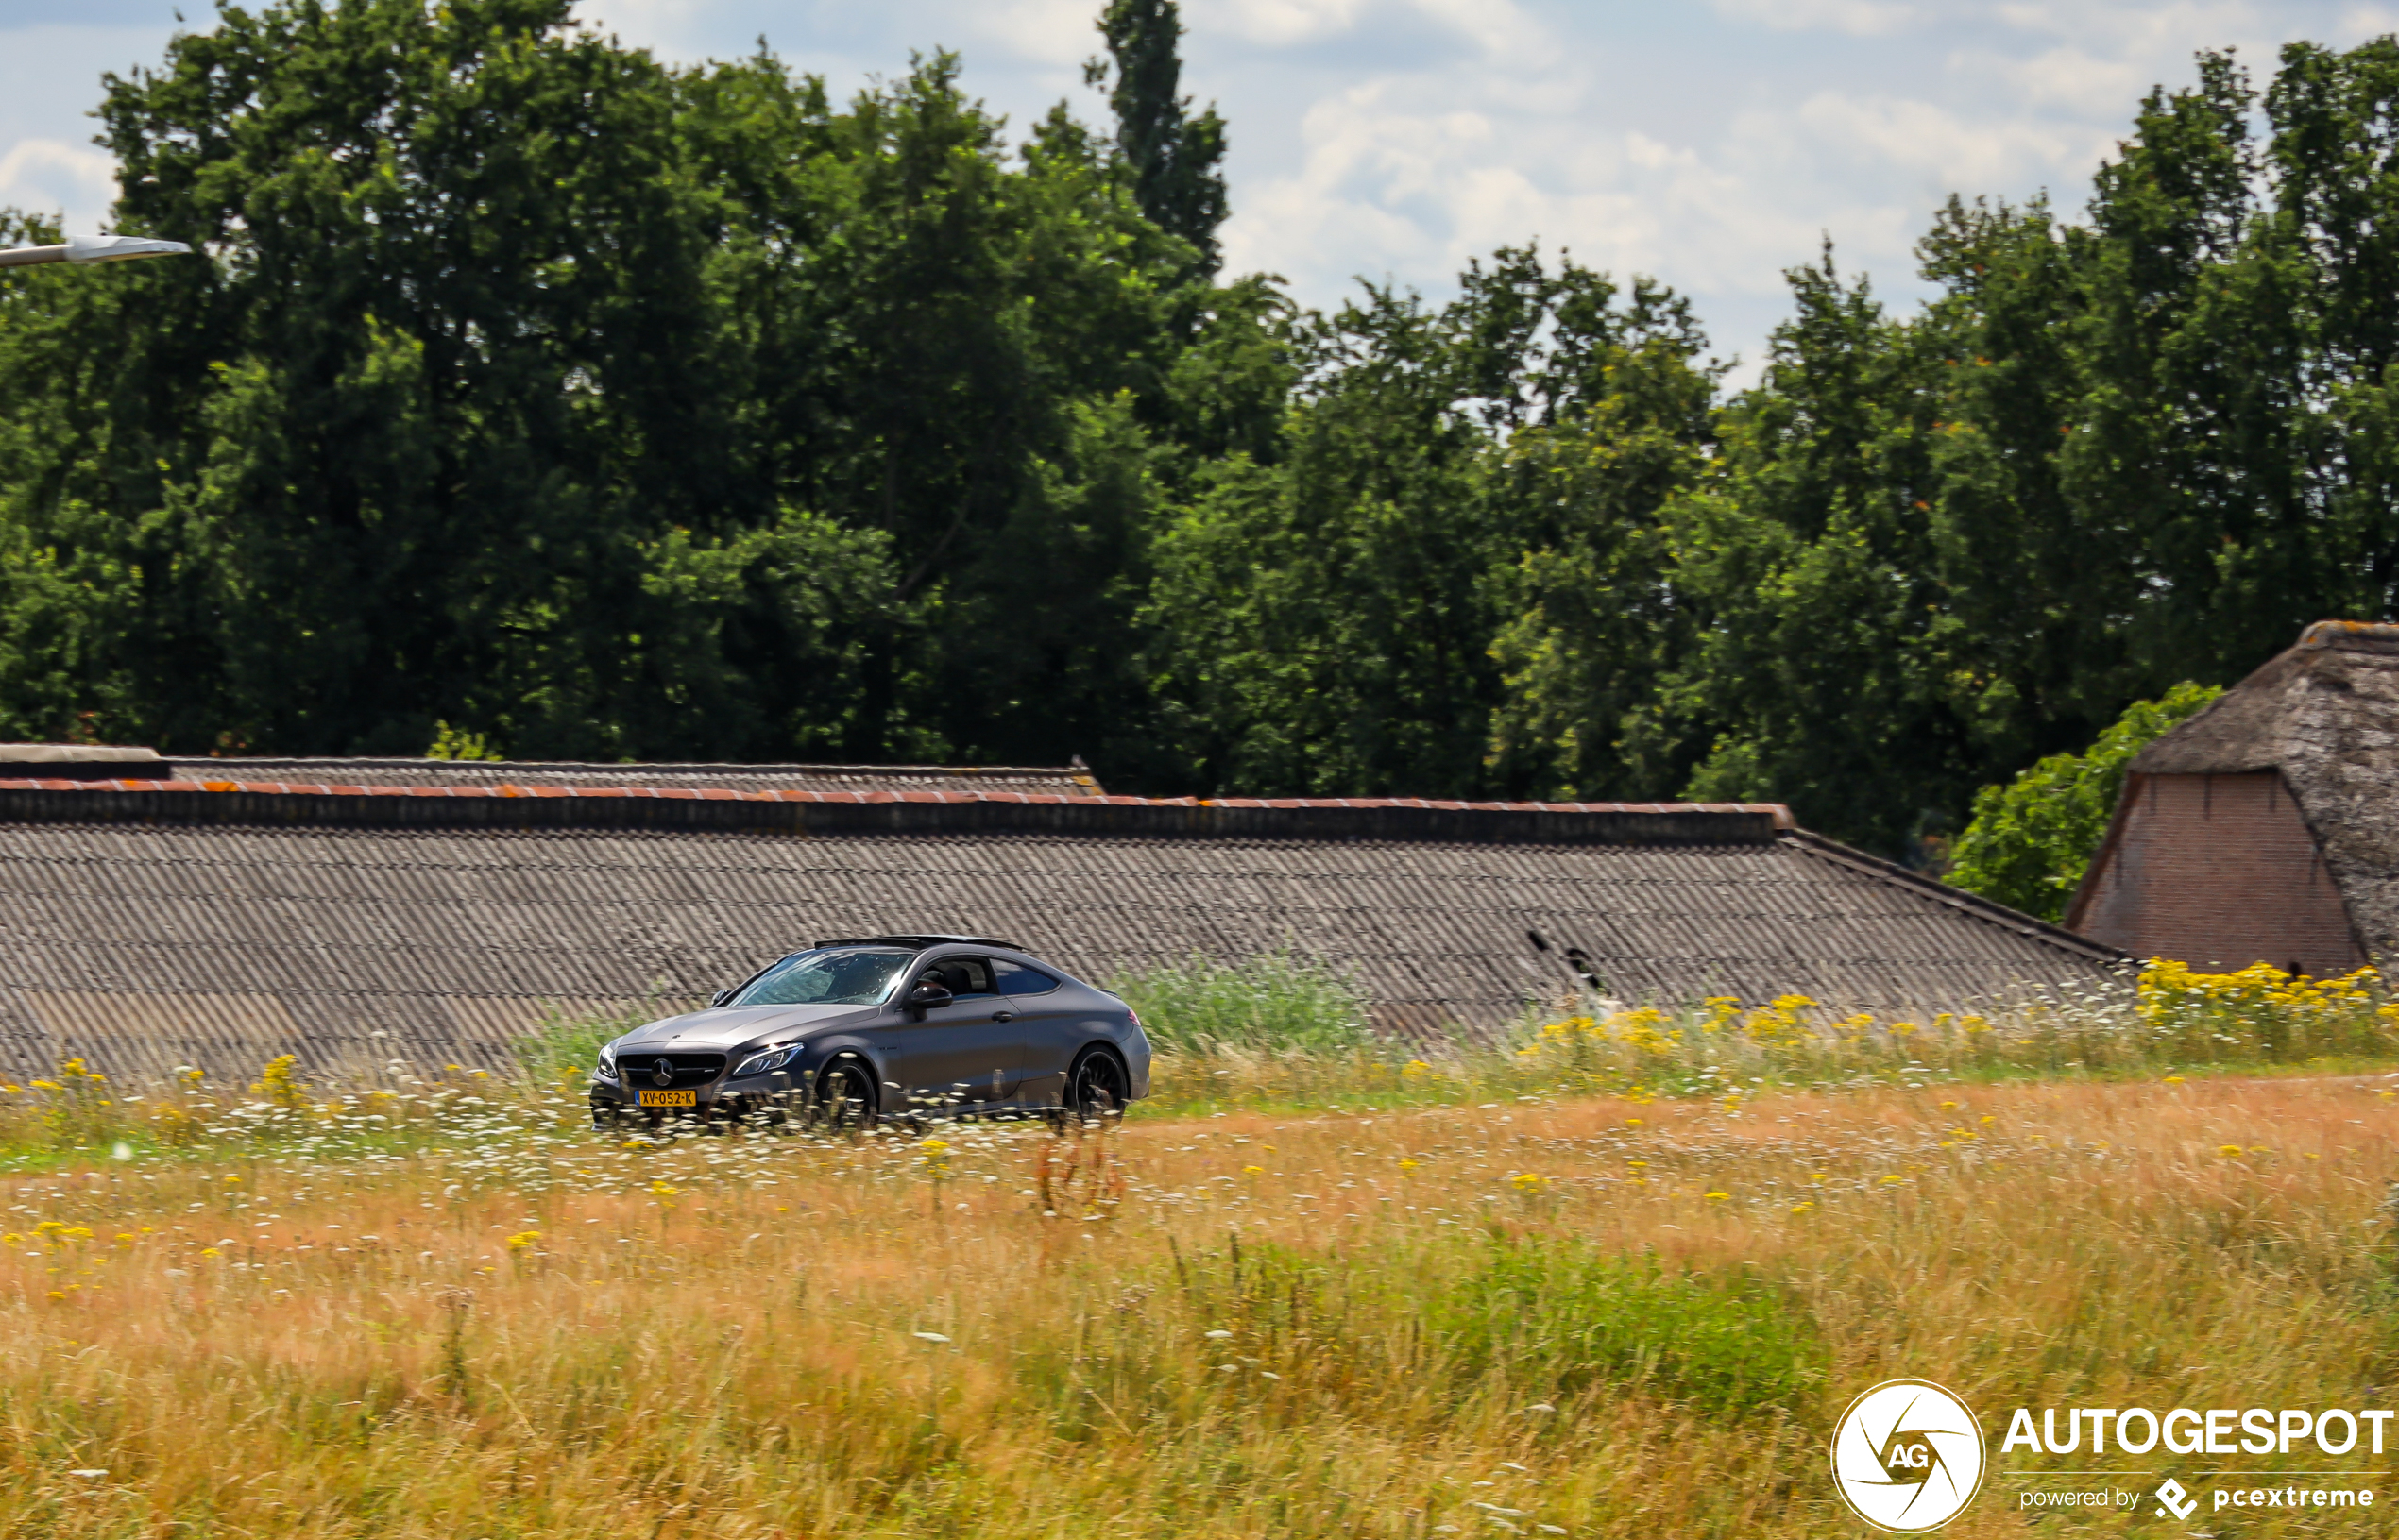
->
[[650, 1058, 674, 1088]]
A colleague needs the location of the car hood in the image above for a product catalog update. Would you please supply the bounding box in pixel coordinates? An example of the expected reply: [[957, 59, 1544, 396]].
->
[[612, 1004, 876, 1052]]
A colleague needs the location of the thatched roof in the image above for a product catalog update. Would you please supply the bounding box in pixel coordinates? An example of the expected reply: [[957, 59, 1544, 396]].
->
[[2116, 620, 2399, 956]]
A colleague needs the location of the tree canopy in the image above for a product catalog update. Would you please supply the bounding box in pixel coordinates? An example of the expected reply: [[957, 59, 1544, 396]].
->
[[6, 6, 2399, 879], [1945, 682, 2222, 922]]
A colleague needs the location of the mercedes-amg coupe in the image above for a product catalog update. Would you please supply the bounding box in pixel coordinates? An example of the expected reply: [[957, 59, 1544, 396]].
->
[[590, 935, 1151, 1130]]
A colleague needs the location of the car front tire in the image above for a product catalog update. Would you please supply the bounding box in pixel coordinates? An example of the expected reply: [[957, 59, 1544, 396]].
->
[[809, 1057, 878, 1134]]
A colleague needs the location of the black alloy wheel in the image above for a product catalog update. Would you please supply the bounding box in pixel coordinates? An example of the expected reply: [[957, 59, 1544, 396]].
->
[[811, 1058, 877, 1133], [1064, 1048, 1128, 1125]]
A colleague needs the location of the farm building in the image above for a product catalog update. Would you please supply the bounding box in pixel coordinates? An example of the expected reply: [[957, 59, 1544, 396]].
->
[[0, 747, 2122, 1082], [2070, 620, 2399, 974]]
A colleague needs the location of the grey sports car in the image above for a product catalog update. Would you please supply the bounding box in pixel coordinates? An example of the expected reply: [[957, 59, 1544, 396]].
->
[[589, 935, 1152, 1131]]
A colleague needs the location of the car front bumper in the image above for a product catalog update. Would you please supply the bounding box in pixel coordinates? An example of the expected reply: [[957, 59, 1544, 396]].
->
[[590, 1071, 810, 1121]]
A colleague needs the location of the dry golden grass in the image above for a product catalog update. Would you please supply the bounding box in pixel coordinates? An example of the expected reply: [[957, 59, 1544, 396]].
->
[[3, 1073, 2399, 1536]]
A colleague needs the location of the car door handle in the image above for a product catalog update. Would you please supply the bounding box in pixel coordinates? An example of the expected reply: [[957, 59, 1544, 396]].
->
[[992, 1011, 1014, 1023]]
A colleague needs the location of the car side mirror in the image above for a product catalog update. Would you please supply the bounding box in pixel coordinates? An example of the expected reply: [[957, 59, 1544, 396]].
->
[[906, 980, 954, 1012], [710, 989, 734, 1007]]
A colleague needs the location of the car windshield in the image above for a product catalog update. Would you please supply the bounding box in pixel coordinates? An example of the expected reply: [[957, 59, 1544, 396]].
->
[[728, 947, 915, 1007]]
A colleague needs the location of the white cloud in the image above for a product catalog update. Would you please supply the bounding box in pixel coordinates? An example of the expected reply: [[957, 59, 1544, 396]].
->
[[1408, 0, 1549, 55], [1992, 0, 2262, 50], [0, 139, 114, 227], [1794, 92, 2093, 190], [0, 20, 177, 232], [1983, 43, 2152, 112], [936, 0, 1097, 65], [1225, 66, 1864, 330], [1214, 0, 1379, 47], [1712, 0, 1917, 37]]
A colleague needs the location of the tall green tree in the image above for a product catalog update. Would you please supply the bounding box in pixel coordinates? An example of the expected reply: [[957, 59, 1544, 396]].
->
[[1654, 250, 1953, 853], [1089, 0, 1229, 274], [1145, 248, 1719, 797], [1479, 273, 1720, 800]]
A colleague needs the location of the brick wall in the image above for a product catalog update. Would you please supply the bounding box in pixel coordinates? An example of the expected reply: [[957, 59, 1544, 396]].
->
[[2075, 771, 2365, 974]]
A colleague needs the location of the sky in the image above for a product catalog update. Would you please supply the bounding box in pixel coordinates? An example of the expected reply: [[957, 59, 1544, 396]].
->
[[6, 0, 2398, 377]]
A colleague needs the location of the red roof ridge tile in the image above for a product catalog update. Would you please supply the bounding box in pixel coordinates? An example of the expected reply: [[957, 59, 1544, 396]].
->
[[0, 775, 1802, 828]]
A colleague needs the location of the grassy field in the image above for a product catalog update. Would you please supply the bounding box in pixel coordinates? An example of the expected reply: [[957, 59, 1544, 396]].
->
[[3, 1060, 2399, 1536]]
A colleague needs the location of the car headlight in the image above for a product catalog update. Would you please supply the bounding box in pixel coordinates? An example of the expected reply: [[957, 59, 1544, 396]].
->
[[596, 1046, 619, 1080], [732, 1044, 801, 1078]]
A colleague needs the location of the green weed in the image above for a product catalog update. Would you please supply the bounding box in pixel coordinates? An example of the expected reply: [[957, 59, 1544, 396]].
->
[[1438, 1241, 1822, 1418]]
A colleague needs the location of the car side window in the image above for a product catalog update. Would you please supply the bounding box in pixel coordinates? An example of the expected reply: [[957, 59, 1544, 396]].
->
[[927, 956, 996, 998], [994, 960, 1059, 996]]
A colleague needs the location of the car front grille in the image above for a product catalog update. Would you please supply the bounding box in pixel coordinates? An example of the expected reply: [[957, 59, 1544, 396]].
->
[[623, 1053, 725, 1090]]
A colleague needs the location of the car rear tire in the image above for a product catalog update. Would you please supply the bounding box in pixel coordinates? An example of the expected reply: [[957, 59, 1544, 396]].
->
[[1064, 1047, 1129, 1125], [810, 1058, 877, 1134]]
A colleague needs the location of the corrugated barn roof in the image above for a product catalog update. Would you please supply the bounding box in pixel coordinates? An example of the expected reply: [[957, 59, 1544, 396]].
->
[[0, 773, 2121, 1082]]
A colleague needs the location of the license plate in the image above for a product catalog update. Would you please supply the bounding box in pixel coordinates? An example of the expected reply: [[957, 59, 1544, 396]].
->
[[637, 1090, 697, 1108]]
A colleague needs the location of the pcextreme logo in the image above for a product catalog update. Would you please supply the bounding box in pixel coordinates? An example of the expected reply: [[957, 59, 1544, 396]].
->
[[1830, 1379, 1988, 1533]]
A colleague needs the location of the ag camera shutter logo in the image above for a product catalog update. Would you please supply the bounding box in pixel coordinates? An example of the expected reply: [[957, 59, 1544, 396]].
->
[[1830, 1379, 1987, 1532]]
